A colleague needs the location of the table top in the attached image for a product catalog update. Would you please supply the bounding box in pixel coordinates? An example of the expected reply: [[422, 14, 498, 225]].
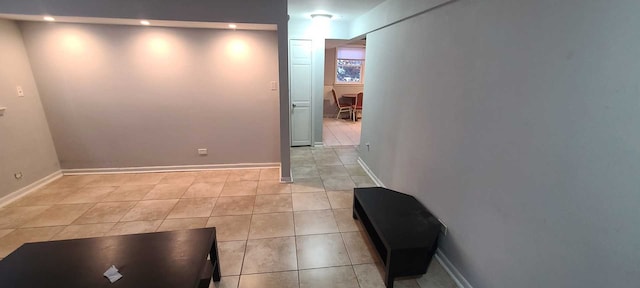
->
[[0, 228, 216, 288], [355, 187, 441, 249]]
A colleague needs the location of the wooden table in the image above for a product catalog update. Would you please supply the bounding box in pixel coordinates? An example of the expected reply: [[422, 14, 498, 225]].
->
[[0, 228, 220, 288], [353, 187, 442, 288], [341, 93, 358, 104]]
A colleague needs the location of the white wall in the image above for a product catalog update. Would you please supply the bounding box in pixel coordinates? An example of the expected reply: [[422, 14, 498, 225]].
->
[[360, 0, 640, 287], [0, 19, 59, 198], [289, 19, 351, 40], [20, 22, 280, 169]]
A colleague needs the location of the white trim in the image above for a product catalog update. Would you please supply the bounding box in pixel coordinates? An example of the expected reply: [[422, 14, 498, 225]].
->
[[278, 166, 293, 183], [0, 170, 63, 207], [281, 168, 293, 183], [435, 249, 473, 288], [357, 157, 385, 187], [62, 163, 280, 175], [313, 141, 324, 147]]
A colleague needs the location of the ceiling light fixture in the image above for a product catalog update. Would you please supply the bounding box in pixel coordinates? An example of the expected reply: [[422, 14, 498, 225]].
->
[[140, 20, 150, 26], [43, 16, 55, 21], [310, 13, 333, 20], [228, 24, 237, 29]]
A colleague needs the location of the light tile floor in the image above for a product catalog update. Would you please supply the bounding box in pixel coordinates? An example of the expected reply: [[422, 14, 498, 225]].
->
[[0, 146, 456, 288], [323, 118, 361, 147]]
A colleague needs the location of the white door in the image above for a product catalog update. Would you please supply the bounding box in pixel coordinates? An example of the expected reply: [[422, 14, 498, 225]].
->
[[289, 39, 313, 146]]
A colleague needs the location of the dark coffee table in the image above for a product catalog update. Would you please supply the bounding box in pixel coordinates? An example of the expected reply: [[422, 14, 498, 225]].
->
[[0, 228, 220, 288]]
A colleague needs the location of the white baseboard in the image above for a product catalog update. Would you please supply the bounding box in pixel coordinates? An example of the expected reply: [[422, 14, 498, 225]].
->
[[282, 167, 293, 183], [356, 157, 385, 187], [62, 163, 280, 175], [0, 170, 63, 207], [436, 249, 473, 288], [279, 167, 292, 183], [313, 141, 324, 147]]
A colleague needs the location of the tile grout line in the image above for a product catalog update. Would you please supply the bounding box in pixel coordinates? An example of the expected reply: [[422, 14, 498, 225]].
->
[[2, 158, 374, 287], [293, 200, 301, 288], [237, 187, 256, 281], [352, 264, 364, 288]]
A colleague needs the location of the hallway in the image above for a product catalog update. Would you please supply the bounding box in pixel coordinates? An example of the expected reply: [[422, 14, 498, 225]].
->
[[323, 118, 361, 147]]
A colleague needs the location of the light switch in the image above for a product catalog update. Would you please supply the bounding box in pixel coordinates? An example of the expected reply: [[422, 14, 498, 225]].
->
[[270, 81, 278, 91], [0, 107, 6, 116], [16, 86, 24, 97]]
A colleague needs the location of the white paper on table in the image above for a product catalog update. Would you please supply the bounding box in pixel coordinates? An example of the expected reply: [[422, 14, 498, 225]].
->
[[103, 265, 123, 283]]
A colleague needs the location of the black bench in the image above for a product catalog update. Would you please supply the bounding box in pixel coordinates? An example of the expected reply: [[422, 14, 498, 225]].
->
[[353, 187, 442, 288]]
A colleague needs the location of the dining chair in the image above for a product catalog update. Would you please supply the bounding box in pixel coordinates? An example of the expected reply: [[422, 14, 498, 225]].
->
[[332, 89, 352, 119], [352, 92, 363, 121]]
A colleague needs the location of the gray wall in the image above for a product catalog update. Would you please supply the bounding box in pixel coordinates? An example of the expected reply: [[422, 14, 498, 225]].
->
[[360, 0, 640, 287], [20, 22, 280, 169], [0, 0, 291, 180], [324, 48, 337, 86], [0, 19, 59, 197], [312, 35, 325, 145]]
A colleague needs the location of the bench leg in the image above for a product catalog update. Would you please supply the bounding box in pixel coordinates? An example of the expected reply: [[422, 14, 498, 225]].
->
[[384, 273, 394, 288], [213, 262, 221, 282], [352, 199, 359, 219], [210, 239, 221, 281]]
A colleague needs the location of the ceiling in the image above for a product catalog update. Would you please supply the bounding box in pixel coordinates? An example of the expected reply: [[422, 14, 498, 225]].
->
[[0, 14, 277, 30], [288, 0, 385, 21], [0, 0, 386, 29]]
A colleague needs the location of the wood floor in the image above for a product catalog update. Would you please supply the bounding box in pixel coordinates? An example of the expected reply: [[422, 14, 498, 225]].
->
[[323, 118, 361, 147]]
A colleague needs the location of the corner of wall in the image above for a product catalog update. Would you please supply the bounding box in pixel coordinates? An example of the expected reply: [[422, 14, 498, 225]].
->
[[0, 170, 62, 208], [0, 19, 60, 199], [348, 0, 457, 38]]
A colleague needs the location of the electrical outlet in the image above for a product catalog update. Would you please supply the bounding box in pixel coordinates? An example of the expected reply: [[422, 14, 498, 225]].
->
[[16, 86, 24, 97], [198, 148, 208, 156], [14, 172, 23, 180]]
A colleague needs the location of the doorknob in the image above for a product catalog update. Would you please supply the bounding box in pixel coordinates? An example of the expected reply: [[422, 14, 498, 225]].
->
[[292, 103, 297, 108]]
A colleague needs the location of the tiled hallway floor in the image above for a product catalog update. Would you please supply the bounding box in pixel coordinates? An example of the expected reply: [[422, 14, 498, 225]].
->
[[323, 118, 361, 147], [0, 146, 456, 288]]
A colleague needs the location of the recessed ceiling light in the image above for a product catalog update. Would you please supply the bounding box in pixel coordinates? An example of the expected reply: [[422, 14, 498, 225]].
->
[[140, 20, 150, 26], [228, 24, 237, 29], [43, 16, 55, 21]]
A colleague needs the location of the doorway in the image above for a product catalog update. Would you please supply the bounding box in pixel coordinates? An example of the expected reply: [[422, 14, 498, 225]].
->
[[322, 39, 366, 147]]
